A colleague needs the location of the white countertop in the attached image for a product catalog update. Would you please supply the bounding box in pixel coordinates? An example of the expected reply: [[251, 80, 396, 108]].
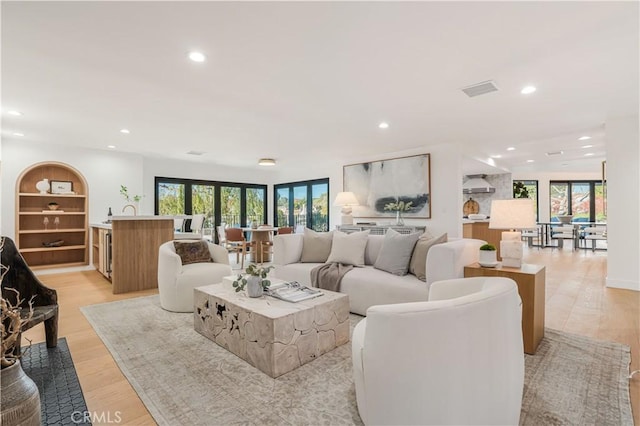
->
[[111, 215, 175, 221], [90, 222, 112, 229]]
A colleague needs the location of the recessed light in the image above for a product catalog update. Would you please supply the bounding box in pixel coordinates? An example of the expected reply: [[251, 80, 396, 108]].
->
[[7, 110, 23, 116], [107, 145, 116, 149], [578, 136, 591, 141], [189, 51, 206, 63], [258, 158, 276, 166], [378, 122, 389, 129], [581, 144, 593, 149], [507, 147, 516, 151], [584, 153, 594, 157], [120, 129, 130, 134], [12, 132, 24, 137], [491, 155, 502, 159], [521, 86, 537, 95], [526, 159, 535, 163]]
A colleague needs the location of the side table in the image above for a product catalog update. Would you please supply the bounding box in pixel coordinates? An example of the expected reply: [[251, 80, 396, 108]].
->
[[464, 262, 545, 355]]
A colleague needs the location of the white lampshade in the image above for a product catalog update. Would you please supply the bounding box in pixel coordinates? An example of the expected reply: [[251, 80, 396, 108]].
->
[[489, 199, 536, 230], [334, 191, 358, 207], [489, 199, 536, 269]]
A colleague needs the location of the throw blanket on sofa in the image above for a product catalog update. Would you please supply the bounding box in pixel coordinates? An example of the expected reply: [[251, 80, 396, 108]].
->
[[310, 263, 354, 292]]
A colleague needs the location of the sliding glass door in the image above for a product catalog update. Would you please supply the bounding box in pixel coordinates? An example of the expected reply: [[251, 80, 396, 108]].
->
[[274, 178, 329, 231], [155, 178, 267, 241]]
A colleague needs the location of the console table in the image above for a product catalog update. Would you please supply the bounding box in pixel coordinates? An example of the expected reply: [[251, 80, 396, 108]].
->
[[464, 262, 545, 355], [337, 224, 426, 235]]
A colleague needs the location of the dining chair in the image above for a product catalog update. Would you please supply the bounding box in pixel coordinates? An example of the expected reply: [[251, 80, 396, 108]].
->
[[581, 226, 607, 251], [551, 225, 577, 250], [225, 228, 254, 269], [261, 227, 293, 260]]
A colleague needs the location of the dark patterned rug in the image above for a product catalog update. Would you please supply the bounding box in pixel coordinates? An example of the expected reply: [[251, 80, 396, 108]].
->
[[21, 337, 91, 425]]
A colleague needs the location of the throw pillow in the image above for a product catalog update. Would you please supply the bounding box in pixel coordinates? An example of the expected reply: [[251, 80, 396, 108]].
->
[[173, 241, 212, 265], [373, 229, 421, 276], [408, 233, 448, 281], [301, 229, 334, 263], [326, 230, 370, 266]]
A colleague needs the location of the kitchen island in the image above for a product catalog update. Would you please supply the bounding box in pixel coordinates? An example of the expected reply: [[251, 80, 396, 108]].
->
[[91, 216, 174, 294]]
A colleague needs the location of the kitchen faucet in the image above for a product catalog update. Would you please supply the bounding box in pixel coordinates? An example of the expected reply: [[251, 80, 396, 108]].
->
[[122, 204, 137, 216]]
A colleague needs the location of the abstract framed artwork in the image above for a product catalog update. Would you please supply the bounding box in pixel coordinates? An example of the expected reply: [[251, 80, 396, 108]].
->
[[343, 153, 431, 219]]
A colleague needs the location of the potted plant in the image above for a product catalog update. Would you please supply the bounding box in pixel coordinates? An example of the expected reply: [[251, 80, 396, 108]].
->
[[1, 245, 41, 426], [232, 264, 274, 298], [384, 200, 413, 226], [479, 243, 498, 266]]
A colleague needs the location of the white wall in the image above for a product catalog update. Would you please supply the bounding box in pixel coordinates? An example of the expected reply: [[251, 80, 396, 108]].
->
[[1, 140, 144, 238], [273, 143, 464, 238], [604, 115, 639, 291]]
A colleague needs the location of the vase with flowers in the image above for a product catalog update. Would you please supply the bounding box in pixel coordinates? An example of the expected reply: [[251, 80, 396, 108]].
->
[[1, 238, 41, 426], [232, 264, 274, 297], [384, 200, 413, 226]]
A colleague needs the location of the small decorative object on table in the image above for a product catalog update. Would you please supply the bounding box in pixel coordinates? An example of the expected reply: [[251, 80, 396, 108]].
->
[[232, 264, 274, 298], [478, 243, 498, 267], [47, 202, 59, 211], [384, 200, 413, 226]]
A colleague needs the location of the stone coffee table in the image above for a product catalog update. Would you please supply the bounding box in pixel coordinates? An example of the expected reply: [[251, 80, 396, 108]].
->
[[194, 276, 350, 378]]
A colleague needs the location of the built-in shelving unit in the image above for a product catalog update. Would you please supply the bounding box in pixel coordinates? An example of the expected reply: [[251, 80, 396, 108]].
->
[[15, 162, 89, 269]]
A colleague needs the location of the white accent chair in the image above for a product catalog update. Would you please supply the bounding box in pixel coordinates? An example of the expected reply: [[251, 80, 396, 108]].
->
[[157, 240, 232, 312], [174, 214, 205, 240], [352, 276, 524, 426]]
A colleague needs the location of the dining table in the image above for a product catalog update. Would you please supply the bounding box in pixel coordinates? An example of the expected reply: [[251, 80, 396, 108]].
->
[[241, 226, 277, 263]]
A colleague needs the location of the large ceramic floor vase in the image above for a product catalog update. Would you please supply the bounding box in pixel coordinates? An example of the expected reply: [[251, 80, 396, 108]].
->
[[0, 361, 41, 426]]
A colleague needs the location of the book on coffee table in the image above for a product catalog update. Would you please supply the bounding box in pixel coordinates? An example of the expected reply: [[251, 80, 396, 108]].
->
[[267, 281, 323, 303]]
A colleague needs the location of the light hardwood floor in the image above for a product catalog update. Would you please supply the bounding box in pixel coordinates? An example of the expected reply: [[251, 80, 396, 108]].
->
[[23, 247, 639, 425]]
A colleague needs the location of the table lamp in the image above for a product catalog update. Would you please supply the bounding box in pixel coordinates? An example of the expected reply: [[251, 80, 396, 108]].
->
[[489, 199, 536, 268], [334, 192, 359, 225]]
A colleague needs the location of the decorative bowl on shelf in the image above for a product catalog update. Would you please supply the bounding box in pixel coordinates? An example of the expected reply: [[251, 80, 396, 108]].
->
[[42, 240, 64, 247], [47, 203, 59, 211]]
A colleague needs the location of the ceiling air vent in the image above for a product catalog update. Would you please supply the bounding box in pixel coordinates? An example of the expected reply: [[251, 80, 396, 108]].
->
[[461, 80, 499, 98], [546, 150, 564, 156], [186, 150, 206, 156]]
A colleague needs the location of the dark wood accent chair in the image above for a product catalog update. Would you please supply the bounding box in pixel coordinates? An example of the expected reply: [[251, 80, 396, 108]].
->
[[1, 236, 58, 354]]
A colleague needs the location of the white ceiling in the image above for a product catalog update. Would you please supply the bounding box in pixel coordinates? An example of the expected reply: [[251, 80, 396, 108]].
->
[[2, 2, 638, 174]]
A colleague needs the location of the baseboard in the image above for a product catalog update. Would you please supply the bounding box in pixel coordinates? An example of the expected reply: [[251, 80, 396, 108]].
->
[[606, 277, 640, 291]]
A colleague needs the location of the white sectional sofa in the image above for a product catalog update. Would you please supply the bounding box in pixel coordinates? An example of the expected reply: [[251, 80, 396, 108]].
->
[[273, 233, 485, 315]]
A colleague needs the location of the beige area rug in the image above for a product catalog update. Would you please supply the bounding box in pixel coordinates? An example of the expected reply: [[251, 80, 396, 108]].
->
[[81, 295, 633, 426]]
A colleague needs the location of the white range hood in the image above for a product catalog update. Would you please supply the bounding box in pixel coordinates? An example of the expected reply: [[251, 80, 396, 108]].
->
[[463, 174, 495, 194]]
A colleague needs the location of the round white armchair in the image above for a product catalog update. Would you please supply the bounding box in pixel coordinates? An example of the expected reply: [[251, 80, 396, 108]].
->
[[158, 240, 232, 312], [352, 276, 524, 425]]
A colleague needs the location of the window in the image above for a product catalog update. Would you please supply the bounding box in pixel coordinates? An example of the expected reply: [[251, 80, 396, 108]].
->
[[157, 182, 185, 215], [155, 178, 267, 238], [549, 180, 606, 223], [274, 178, 329, 231], [513, 180, 539, 221]]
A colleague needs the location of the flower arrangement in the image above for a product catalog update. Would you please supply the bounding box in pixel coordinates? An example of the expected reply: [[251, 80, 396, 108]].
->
[[232, 264, 274, 292], [383, 200, 413, 212], [119, 185, 143, 203]]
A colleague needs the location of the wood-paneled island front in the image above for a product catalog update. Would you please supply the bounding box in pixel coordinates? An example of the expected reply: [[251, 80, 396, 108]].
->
[[92, 216, 174, 294]]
